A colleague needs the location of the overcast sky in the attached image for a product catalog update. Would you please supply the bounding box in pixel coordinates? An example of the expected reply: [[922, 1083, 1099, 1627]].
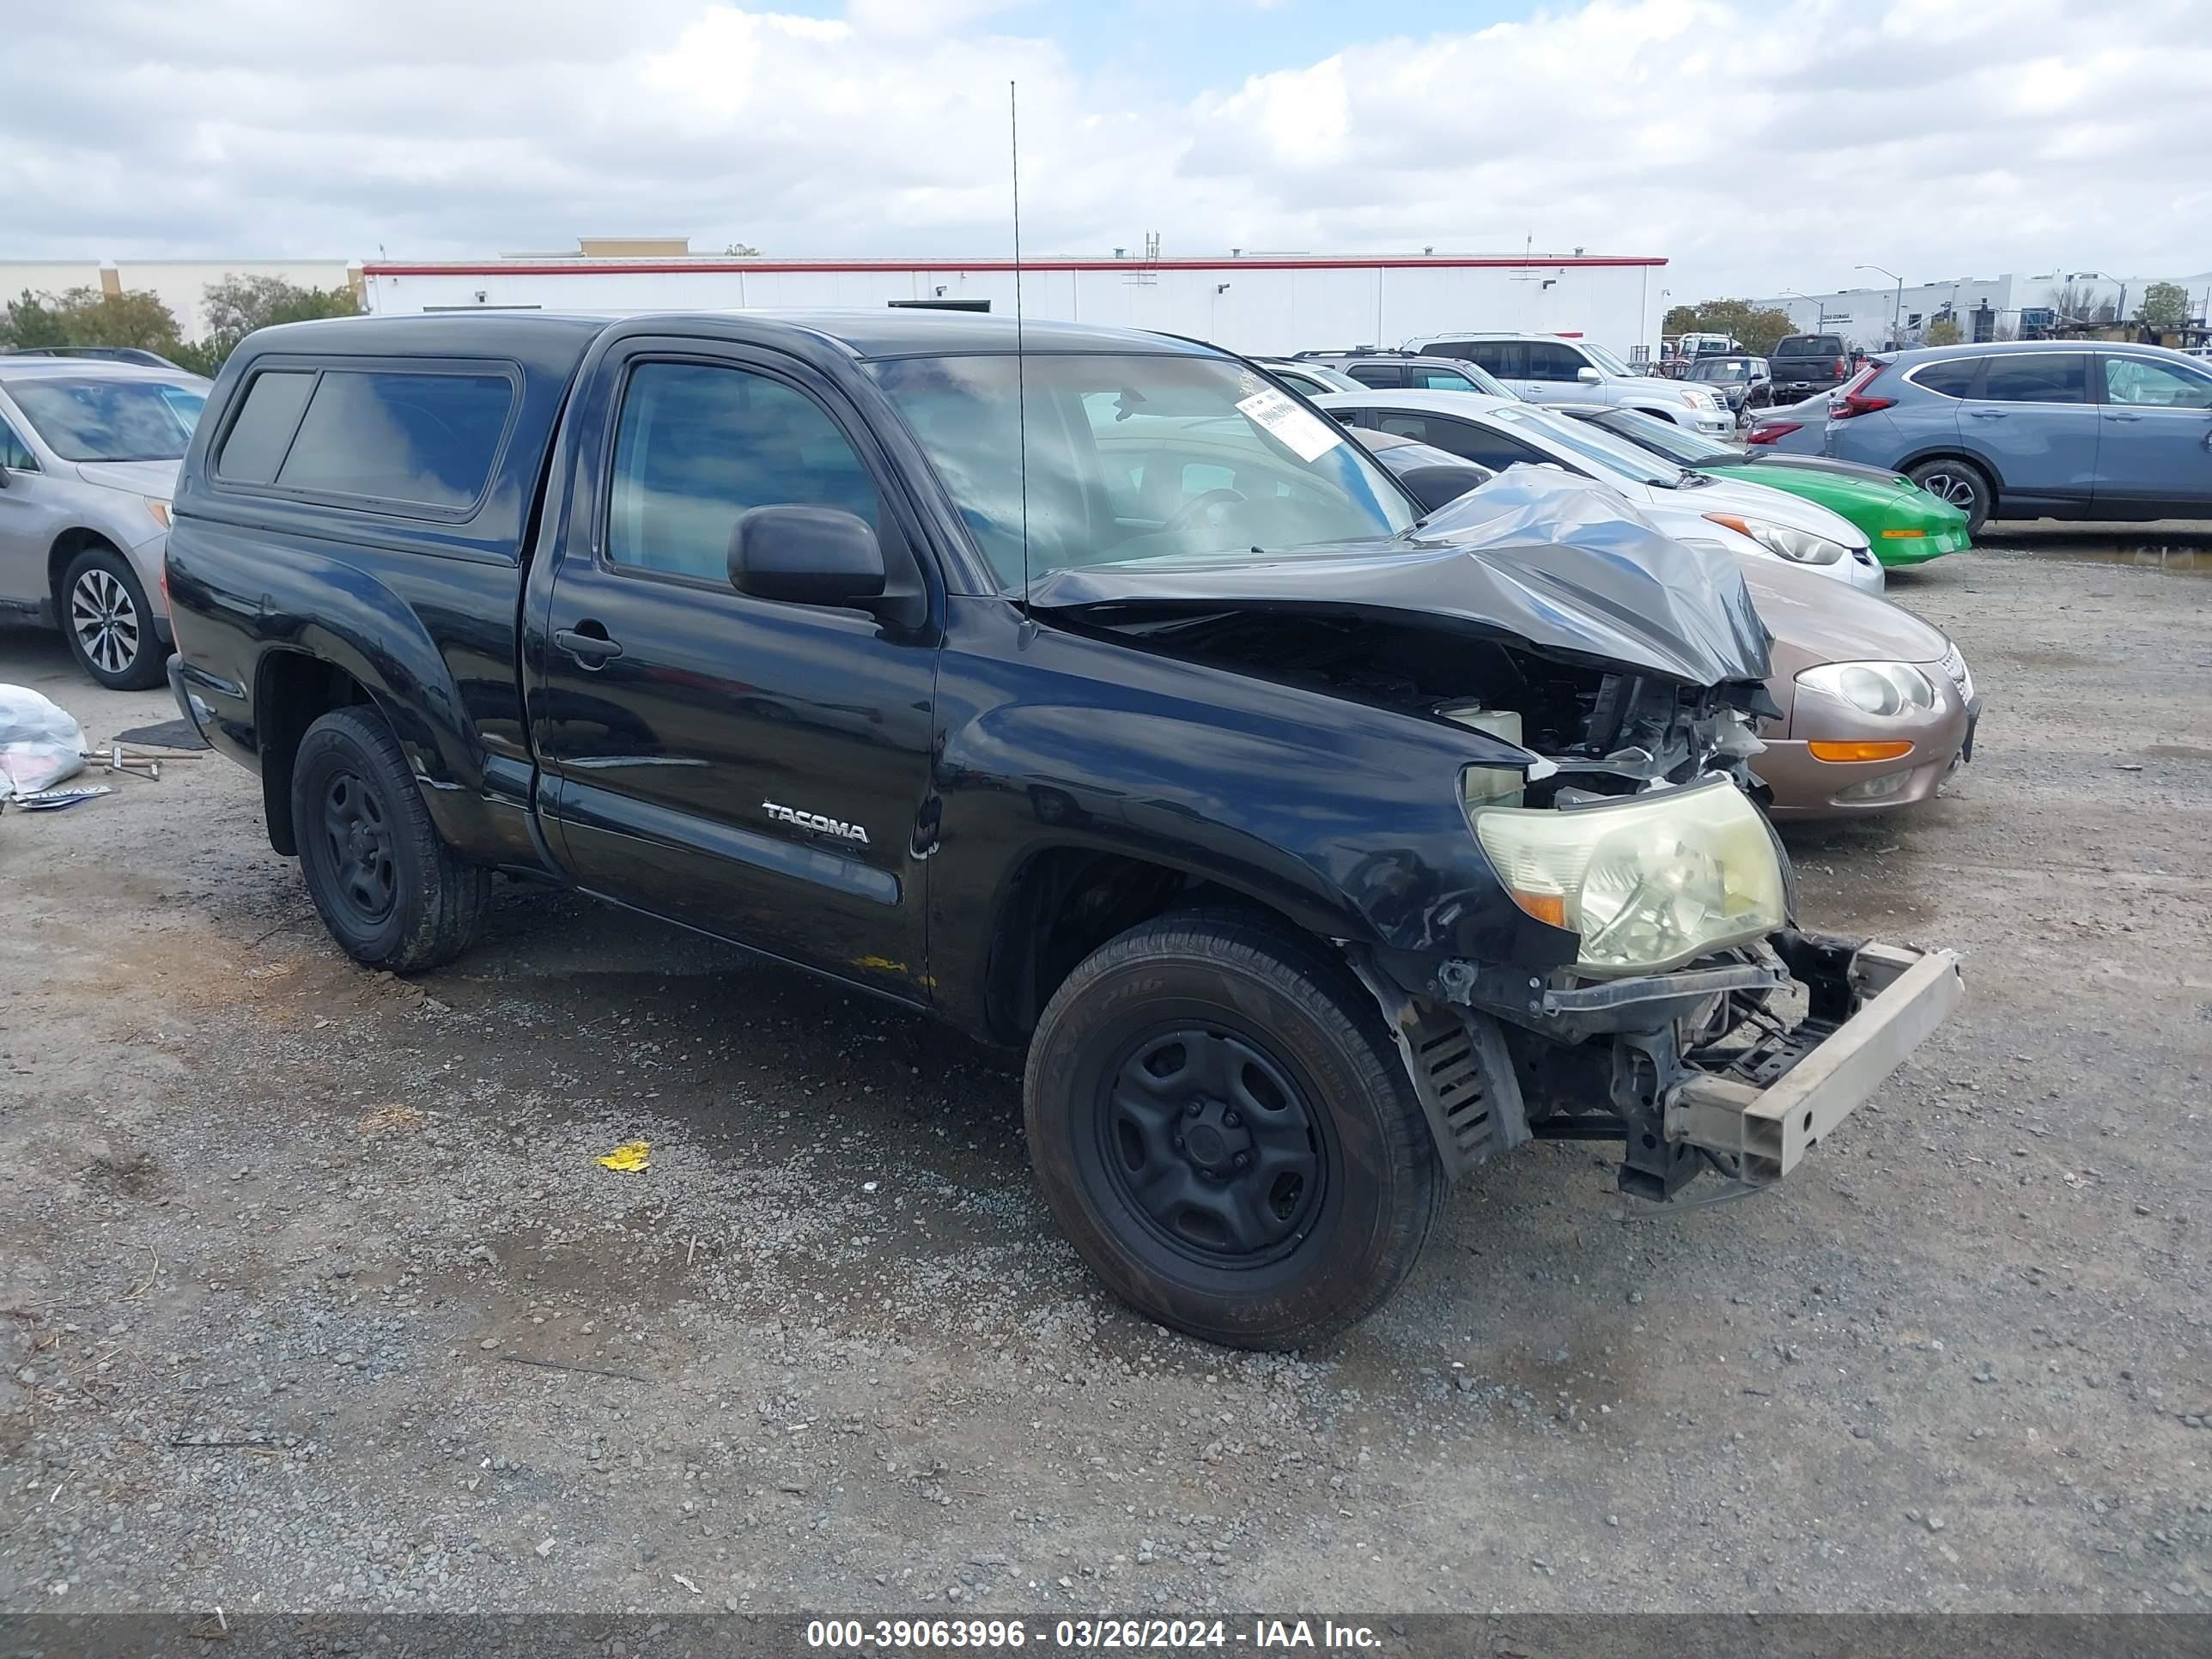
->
[[12, 0, 2210, 300]]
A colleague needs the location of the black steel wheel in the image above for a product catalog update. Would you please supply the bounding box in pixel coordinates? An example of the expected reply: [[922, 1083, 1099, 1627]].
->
[[318, 769, 398, 926], [60, 544, 166, 690], [291, 705, 488, 972], [1097, 1026, 1330, 1268], [1025, 909, 1442, 1350]]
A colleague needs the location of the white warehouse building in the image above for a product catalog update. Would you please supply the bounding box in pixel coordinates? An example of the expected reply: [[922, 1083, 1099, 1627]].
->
[[361, 246, 1671, 361], [1755, 269, 2212, 354]]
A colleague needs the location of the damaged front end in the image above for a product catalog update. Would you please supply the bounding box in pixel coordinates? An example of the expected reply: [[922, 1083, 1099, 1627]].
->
[[1030, 465, 1781, 805], [1032, 467, 1960, 1206]]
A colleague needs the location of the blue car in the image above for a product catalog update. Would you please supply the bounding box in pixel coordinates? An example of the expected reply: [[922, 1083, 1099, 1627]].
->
[[1820, 340, 2212, 533]]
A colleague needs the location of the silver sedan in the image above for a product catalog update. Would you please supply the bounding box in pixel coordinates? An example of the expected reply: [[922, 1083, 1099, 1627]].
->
[[0, 359, 209, 687]]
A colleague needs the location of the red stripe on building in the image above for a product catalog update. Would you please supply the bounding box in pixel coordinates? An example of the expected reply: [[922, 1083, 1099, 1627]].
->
[[363, 255, 1667, 277]]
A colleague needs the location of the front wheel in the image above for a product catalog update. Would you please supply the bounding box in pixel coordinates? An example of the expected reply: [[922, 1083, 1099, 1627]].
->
[[61, 544, 166, 690], [1024, 910, 1442, 1350], [291, 705, 489, 972], [1907, 458, 1993, 536]]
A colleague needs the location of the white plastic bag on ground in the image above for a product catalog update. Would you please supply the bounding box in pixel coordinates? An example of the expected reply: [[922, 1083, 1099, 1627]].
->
[[0, 684, 86, 799]]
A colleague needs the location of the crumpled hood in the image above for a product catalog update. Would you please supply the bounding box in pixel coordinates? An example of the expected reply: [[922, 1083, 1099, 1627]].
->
[[1029, 464, 1771, 687], [74, 459, 179, 499]]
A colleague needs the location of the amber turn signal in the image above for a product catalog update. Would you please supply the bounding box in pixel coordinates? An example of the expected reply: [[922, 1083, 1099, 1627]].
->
[[1808, 739, 1913, 763], [1509, 890, 1568, 927]]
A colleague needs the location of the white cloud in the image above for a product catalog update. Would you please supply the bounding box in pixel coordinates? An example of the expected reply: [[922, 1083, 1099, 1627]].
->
[[5, 0, 2209, 300]]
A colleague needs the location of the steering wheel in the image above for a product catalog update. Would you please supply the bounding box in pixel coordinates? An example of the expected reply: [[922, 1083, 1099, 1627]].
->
[[1164, 487, 1247, 535]]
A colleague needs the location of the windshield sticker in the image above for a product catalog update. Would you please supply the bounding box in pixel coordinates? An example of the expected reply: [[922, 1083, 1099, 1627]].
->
[[1237, 387, 1342, 464]]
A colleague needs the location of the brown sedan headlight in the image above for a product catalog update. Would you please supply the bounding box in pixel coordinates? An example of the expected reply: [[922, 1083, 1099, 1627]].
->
[[1798, 660, 1936, 717]]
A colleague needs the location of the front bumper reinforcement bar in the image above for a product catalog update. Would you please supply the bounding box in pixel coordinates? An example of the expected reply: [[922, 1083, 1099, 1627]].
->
[[1667, 942, 1964, 1184]]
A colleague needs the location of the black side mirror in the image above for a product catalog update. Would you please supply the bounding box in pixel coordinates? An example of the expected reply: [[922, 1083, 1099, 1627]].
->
[[728, 505, 886, 609]]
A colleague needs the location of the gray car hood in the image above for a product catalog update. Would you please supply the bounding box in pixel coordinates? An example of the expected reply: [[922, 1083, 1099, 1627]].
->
[[74, 459, 180, 498], [1029, 464, 1771, 687]]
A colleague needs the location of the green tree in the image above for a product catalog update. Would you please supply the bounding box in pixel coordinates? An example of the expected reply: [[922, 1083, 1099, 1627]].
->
[[172, 274, 362, 375], [1922, 316, 1963, 347], [0, 289, 70, 349], [1662, 298, 1798, 356], [2136, 281, 2188, 331], [0, 286, 184, 356]]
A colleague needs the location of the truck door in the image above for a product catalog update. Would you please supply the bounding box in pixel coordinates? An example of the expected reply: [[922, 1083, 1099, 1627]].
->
[[526, 342, 939, 1004]]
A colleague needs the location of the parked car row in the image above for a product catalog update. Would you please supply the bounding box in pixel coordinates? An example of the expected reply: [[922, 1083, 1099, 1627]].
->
[[1294, 334, 1735, 434], [149, 307, 1964, 1350], [1746, 339, 2212, 532]]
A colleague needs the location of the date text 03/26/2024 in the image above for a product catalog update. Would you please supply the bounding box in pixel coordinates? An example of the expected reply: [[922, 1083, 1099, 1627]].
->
[[805, 1618, 1382, 1650]]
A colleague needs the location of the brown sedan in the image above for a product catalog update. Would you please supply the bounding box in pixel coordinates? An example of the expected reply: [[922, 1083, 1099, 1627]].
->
[[1740, 556, 1978, 819]]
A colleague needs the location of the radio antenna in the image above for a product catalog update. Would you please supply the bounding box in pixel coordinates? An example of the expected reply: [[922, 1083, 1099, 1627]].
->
[[1011, 79, 1030, 609]]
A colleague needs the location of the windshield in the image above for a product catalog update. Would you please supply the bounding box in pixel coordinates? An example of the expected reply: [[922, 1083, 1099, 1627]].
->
[[1591, 408, 1730, 465], [872, 353, 1417, 588], [4, 378, 205, 462], [1688, 360, 1749, 383], [1581, 342, 1638, 379], [1492, 404, 1679, 487]]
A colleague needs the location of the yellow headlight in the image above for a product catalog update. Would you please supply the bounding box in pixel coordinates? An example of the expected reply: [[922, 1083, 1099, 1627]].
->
[[1468, 778, 1786, 976]]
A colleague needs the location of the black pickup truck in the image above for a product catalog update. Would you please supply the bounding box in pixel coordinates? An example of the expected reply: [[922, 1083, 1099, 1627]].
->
[[1769, 333, 1853, 400], [164, 310, 1961, 1350]]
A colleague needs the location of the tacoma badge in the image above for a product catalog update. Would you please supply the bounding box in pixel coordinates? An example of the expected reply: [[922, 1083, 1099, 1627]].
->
[[762, 800, 871, 844]]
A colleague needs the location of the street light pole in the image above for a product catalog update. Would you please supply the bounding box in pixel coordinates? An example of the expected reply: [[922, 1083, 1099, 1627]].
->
[[1782, 289, 1820, 331], [1856, 264, 1903, 349]]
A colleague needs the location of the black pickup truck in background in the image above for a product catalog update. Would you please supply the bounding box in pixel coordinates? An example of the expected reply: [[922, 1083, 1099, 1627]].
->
[[163, 310, 1960, 1349], [1768, 333, 1853, 400]]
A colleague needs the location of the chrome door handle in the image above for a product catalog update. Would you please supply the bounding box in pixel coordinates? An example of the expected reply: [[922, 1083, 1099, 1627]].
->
[[2106, 412, 2144, 422], [1968, 410, 2008, 419]]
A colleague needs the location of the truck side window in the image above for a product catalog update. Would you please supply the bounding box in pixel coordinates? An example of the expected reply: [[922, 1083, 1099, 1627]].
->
[[607, 362, 880, 582], [216, 370, 316, 484], [276, 370, 513, 508]]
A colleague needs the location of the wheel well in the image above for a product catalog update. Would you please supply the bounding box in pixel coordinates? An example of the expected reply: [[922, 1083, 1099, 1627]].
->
[[257, 653, 377, 856], [984, 849, 1316, 1045], [46, 529, 121, 611]]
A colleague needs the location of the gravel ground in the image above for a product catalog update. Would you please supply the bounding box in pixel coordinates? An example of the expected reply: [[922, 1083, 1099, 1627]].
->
[[2, 542, 2208, 1619]]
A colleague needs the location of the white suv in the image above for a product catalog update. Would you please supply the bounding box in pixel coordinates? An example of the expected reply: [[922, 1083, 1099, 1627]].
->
[[1406, 331, 1734, 434]]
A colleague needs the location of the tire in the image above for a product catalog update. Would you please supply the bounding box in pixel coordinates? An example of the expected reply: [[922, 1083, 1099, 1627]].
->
[[1024, 908, 1443, 1350], [1907, 458, 1993, 536], [290, 705, 489, 972], [60, 544, 166, 690]]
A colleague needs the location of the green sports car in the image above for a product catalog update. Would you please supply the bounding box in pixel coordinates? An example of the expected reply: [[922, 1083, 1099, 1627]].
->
[[1560, 404, 1971, 567]]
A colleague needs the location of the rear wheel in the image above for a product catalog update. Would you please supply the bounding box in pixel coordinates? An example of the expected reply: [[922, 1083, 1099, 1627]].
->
[[291, 705, 488, 972], [61, 544, 166, 690], [1907, 458, 1993, 535], [1024, 909, 1442, 1350]]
